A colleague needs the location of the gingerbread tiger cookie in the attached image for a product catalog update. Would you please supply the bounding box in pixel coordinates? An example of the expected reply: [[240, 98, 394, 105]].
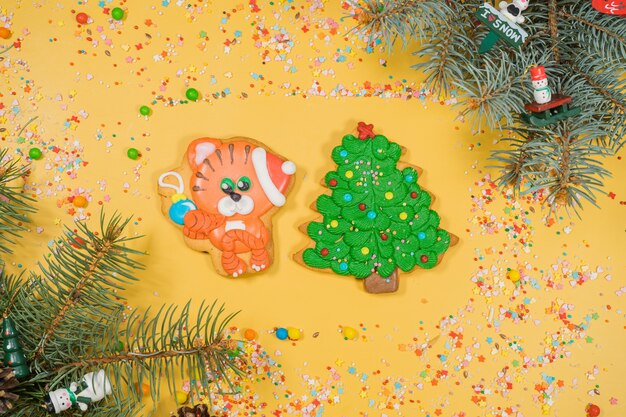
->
[[294, 122, 457, 294], [158, 137, 296, 277]]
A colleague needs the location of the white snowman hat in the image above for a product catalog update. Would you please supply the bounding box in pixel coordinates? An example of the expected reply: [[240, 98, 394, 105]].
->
[[251, 147, 296, 207]]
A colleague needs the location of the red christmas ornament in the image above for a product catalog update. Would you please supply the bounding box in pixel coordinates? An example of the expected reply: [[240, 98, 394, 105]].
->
[[592, 0, 626, 15], [358, 203, 366, 211], [356, 121, 375, 140], [328, 178, 338, 187], [420, 255, 429, 263], [380, 233, 388, 241], [76, 12, 89, 24], [410, 191, 417, 199], [320, 248, 329, 256], [586, 403, 601, 417]]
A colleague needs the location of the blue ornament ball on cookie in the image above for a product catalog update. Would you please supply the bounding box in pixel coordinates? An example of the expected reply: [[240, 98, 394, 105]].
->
[[169, 199, 197, 225]]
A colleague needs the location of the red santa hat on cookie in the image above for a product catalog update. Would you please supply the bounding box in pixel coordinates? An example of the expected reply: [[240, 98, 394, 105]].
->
[[530, 65, 547, 81], [251, 147, 296, 207]]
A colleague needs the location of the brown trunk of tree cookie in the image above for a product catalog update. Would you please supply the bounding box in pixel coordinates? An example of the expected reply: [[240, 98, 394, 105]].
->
[[363, 268, 399, 294]]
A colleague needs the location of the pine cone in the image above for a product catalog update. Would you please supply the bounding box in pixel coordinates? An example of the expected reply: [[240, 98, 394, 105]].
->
[[177, 404, 211, 417], [0, 367, 19, 414]]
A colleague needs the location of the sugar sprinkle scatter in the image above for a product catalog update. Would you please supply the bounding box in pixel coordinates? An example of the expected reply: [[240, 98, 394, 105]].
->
[[0, 2, 622, 416]]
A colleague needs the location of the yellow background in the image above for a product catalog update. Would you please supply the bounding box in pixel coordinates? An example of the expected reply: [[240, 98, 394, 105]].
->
[[1, 1, 625, 416]]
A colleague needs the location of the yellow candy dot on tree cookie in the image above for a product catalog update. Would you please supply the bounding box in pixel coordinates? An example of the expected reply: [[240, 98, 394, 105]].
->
[[330, 220, 339, 228], [385, 192, 393, 200], [172, 193, 186, 203], [287, 327, 301, 340], [399, 212, 408, 220], [345, 170, 354, 179], [361, 247, 369, 255]]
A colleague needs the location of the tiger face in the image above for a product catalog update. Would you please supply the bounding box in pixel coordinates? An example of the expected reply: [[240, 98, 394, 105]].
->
[[187, 137, 296, 220]]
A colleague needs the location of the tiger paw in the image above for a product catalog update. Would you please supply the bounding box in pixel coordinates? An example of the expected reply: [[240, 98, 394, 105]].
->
[[158, 136, 296, 278], [250, 249, 270, 272], [222, 252, 247, 277]]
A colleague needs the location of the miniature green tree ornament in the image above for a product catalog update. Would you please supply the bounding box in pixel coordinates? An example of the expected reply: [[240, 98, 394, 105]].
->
[[296, 123, 457, 294]]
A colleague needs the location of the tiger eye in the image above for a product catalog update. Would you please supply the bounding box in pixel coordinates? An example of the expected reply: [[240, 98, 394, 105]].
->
[[237, 176, 251, 191], [220, 178, 235, 194]]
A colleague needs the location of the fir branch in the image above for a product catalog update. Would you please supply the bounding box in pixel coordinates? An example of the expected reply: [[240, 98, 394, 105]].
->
[[547, 0, 561, 63], [51, 301, 242, 413], [559, 10, 626, 44], [17, 212, 144, 370], [0, 149, 35, 255], [350, 0, 625, 213]]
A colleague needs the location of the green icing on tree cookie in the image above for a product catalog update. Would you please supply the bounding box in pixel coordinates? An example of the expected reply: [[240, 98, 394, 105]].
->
[[303, 130, 452, 280]]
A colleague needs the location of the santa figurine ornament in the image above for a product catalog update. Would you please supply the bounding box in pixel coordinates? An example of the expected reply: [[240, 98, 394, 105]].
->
[[43, 370, 112, 413], [530, 65, 551, 104]]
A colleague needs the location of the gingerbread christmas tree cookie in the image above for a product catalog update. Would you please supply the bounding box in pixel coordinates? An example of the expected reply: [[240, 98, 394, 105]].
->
[[158, 137, 296, 277], [295, 123, 456, 293]]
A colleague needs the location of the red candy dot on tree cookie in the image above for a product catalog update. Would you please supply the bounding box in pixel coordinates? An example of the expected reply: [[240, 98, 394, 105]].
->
[[320, 248, 329, 256], [329, 179, 338, 187], [410, 191, 417, 198], [359, 203, 366, 211], [381, 233, 388, 241], [420, 255, 429, 263]]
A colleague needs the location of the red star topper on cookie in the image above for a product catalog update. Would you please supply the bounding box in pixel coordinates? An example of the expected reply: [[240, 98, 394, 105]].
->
[[357, 122, 375, 140]]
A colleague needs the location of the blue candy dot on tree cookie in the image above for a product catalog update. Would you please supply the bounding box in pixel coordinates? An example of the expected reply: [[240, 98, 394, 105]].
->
[[339, 262, 348, 271], [344, 193, 353, 202], [418, 232, 426, 240], [367, 211, 376, 219], [339, 150, 348, 157]]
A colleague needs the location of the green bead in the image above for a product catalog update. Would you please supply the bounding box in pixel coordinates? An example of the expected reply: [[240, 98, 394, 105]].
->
[[28, 147, 42, 160], [127, 148, 140, 160], [111, 7, 125, 20], [139, 105, 151, 116], [185, 88, 200, 101]]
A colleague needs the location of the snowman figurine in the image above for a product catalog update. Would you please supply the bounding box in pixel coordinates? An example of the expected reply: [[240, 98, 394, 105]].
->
[[529, 65, 552, 104], [498, 0, 530, 24], [43, 370, 112, 413]]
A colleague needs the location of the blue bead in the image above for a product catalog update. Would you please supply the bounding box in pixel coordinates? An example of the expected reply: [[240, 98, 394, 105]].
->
[[367, 211, 376, 219], [339, 262, 348, 271], [169, 200, 197, 225], [343, 193, 353, 202], [275, 328, 288, 340], [418, 232, 426, 240], [404, 175, 413, 182], [339, 150, 348, 157]]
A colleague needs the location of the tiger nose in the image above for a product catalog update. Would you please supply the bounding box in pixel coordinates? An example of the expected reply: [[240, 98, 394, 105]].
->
[[230, 192, 242, 202]]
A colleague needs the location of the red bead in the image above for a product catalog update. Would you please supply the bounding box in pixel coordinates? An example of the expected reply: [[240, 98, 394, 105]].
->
[[320, 248, 329, 256], [76, 12, 89, 24], [328, 179, 338, 187], [586, 404, 601, 417], [410, 191, 417, 198], [420, 255, 429, 263], [358, 203, 366, 211], [380, 234, 388, 241]]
